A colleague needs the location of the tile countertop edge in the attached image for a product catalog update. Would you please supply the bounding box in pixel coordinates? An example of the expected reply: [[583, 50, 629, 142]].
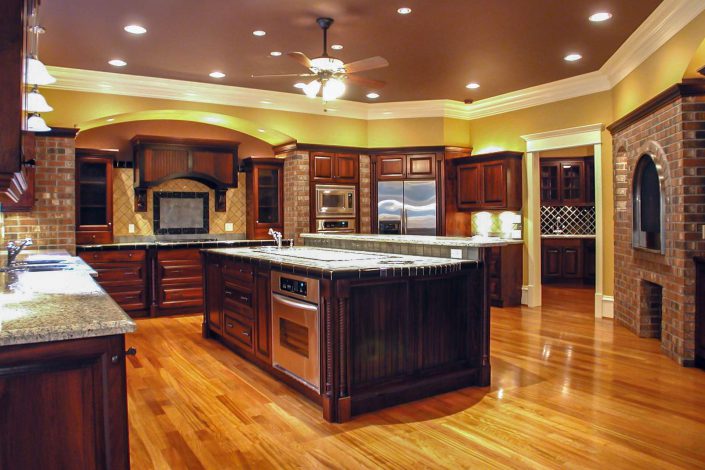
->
[[300, 233, 524, 247], [540, 234, 596, 239]]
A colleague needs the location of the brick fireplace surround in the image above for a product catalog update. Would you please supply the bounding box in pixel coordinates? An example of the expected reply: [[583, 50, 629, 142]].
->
[[609, 79, 705, 365]]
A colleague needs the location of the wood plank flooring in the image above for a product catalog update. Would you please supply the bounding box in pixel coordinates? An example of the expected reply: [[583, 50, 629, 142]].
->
[[125, 285, 705, 469]]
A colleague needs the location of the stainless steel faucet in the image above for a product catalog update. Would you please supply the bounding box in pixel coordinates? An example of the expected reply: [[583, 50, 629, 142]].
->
[[268, 228, 283, 249], [6, 238, 33, 266]]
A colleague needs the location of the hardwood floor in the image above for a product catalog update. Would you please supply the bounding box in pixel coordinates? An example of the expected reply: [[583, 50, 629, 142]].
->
[[125, 285, 705, 469]]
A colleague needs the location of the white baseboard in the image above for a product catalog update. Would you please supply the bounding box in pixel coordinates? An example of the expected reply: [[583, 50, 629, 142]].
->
[[521, 285, 528, 305], [521, 284, 541, 307], [602, 295, 614, 318]]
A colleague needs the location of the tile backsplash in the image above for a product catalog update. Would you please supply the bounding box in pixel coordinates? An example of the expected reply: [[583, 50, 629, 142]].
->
[[540, 205, 595, 235], [113, 168, 246, 236]]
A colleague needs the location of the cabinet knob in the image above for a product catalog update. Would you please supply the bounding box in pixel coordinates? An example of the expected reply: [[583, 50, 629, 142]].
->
[[111, 347, 137, 363]]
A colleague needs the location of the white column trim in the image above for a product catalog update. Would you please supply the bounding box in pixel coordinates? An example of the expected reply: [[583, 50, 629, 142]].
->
[[524, 151, 542, 307]]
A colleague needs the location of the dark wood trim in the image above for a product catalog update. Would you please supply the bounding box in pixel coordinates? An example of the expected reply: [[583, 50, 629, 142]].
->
[[130, 135, 240, 150], [272, 141, 299, 154], [450, 150, 523, 165], [607, 79, 705, 134], [273, 142, 472, 157], [41, 127, 80, 138], [76, 148, 119, 158], [698, 65, 705, 77]]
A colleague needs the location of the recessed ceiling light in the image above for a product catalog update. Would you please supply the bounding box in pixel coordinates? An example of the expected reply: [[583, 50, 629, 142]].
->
[[331, 44, 343, 50], [184, 92, 197, 97], [106, 118, 115, 122], [270, 51, 282, 57], [366, 92, 380, 99], [258, 128, 266, 133], [260, 100, 272, 104], [124, 24, 146, 35], [397, 7, 412, 14], [294, 82, 306, 89], [253, 30, 266, 37], [209, 71, 226, 78], [382, 111, 393, 115], [589, 12, 612, 22], [204, 116, 222, 123], [108, 59, 127, 67], [98, 83, 112, 88], [564, 53, 582, 62], [465, 82, 480, 89]]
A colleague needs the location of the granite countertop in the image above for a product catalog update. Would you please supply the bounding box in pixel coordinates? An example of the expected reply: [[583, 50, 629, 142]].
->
[[300, 233, 524, 247], [541, 234, 596, 239], [77, 239, 291, 251], [205, 246, 479, 280], [0, 267, 136, 347]]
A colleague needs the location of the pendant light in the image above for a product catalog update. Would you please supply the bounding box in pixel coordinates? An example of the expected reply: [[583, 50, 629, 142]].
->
[[26, 25, 55, 85], [27, 113, 51, 132], [24, 86, 53, 112]]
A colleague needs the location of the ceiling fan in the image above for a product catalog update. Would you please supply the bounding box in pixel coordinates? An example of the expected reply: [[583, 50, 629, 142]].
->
[[251, 17, 389, 101]]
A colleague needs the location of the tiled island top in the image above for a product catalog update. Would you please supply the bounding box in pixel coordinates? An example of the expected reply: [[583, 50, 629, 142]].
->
[[77, 238, 291, 251], [301, 233, 523, 247], [0, 263, 136, 347], [204, 246, 478, 280]]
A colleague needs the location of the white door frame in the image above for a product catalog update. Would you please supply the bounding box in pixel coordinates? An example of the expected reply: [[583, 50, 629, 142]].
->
[[521, 124, 610, 318]]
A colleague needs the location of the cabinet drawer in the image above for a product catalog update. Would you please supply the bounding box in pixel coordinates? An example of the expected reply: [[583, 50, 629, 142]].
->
[[76, 231, 113, 245], [80, 250, 145, 263], [157, 248, 201, 262], [160, 264, 202, 282], [106, 289, 147, 312], [223, 314, 254, 350], [224, 299, 254, 321], [222, 260, 254, 285], [94, 264, 146, 283], [223, 282, 252, 307], [159, 287, 203, 309]]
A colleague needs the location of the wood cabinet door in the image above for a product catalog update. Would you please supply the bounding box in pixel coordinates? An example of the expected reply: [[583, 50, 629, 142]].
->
[[560, 161, 585, 204], [481, 161, 506, 207], [406, 154, 436, 179], [540, 161, 561, 204], [334, 153, 358, 183], [562, 245, 583, 278], [583, 239, 596, 280], [206, 261, 223, 334], [76, 155, 114, 243], [457, 164, 482, 208], [312, 153, 334, 181], [255, 270, 272, 362], [542, 244, 562, 279], [377, 155, 405, 180], [0, 335, 129, 470]]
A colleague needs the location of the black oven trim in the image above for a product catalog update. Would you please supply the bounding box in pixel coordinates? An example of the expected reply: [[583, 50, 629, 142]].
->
[[153, 191, 209, 235]]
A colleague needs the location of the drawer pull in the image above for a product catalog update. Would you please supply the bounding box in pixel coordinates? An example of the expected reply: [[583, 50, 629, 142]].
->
[[112, 347, 137, 363], [239, 295, 249, 302], [242, 330, 250, 337], [226, 322, 234, 328], [225, 290, 233, 296]]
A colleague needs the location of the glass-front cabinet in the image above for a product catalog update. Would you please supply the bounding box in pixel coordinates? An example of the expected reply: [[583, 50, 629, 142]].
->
[[244, 157, 284, 239], [539, 158, 592, 206], [75, 149, 114, 244]]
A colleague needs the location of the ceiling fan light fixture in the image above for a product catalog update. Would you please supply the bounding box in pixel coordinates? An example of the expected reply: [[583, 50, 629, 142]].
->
[[311, 57, 344, 72], [303, 80, 322, 98], [322, 78, 346, 101], [24, 87, 53, 113], [294, 82, 306, 89], [366, 92, 380, 99], [26, 57, 56, 85]]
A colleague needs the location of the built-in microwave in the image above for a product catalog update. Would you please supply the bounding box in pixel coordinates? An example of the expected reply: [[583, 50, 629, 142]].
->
[[315, 184, 356, 218]]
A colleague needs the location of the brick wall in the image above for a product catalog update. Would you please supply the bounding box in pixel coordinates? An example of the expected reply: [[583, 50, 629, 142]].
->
[[611, 91, 705, 365], [359, 154, 371, 233], [280, 150, 310, 244], [2, 135, 76, 253]]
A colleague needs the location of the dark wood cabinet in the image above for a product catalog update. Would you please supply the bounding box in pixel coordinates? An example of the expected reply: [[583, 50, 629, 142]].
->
[[132, 136, 239, 211], [311, 152, 358, 184], [205, 260, 223, 334], [453, 151, 523, 211], [542, 238, 594, 283], [0, 0, 32, 205], [376, 154, 436, 180], [75, 149, 114, 245], [79, 249, 149, 317], [487, 244, 523, 307], [243, 157, 284, 239], [696, 258, 705, 369], [254, 269, 272, 361], [156, 248, 203, 314], [0, 334, 130, 469], [540, 157, 594, 205]]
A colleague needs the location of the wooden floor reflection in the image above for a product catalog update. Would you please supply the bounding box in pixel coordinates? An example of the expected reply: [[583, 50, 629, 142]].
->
[[125, 285, 705, 469]]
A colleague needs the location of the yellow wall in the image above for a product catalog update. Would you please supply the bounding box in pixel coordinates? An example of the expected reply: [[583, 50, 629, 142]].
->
[[612, 9, 705, 118]]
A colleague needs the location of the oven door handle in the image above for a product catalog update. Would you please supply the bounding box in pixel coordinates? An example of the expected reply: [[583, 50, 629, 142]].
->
[[272, 293, 318, 312]]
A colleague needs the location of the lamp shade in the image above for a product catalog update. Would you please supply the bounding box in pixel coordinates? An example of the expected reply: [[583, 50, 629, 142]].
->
[[303, 80, 321, 98], [27, 113, 51, 132], [26, 58, 56, 86], [24, 88, 53, 112], [322, 78, 346, 101]]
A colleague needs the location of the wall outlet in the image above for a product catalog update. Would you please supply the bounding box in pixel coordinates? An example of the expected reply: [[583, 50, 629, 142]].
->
[[450, 248, 463, 259], [128, 223, 135, 234], [225, 222, 234, 232]]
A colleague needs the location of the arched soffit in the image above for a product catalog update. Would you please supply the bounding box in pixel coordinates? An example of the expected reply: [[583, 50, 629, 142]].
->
[[77, 109, 295, 146]]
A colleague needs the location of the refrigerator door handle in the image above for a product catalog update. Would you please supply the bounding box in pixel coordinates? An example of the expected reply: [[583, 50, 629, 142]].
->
[[402, 209, 408, 235]]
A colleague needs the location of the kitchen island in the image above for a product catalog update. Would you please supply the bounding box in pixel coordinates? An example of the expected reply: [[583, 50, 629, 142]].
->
[[201, 246, 489, 423], [0, 252, 136, 469]]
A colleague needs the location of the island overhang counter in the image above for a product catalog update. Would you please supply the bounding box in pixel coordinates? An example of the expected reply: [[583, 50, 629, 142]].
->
[[201, 246, 490, 423]]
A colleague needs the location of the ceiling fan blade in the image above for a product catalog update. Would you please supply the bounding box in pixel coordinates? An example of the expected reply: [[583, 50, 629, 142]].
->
[[344, 56, 389, 74], [346, 75, 386, 89], [250, 73, 316, 78], [287, 52, 314, 70]]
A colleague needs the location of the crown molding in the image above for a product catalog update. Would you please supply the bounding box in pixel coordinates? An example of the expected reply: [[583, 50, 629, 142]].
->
[[600, 0, 705, 86], [522, 123, 604, 152], [43, 0, 705, 123]]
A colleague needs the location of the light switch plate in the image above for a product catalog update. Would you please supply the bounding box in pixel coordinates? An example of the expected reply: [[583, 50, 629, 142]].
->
[[128, 224, 135, 233], [225, 222, 234, 232], [450, 248, 463, 259]]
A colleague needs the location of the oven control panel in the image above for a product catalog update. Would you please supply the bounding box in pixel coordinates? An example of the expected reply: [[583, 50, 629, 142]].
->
[[280, 277, 308, 297]]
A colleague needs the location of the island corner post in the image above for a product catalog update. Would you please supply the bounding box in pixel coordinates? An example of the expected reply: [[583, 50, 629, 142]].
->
[[201, 249, 491, 423]]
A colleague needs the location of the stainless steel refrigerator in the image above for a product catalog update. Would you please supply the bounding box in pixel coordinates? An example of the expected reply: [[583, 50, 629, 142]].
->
[[377, 181, 437, 235]]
